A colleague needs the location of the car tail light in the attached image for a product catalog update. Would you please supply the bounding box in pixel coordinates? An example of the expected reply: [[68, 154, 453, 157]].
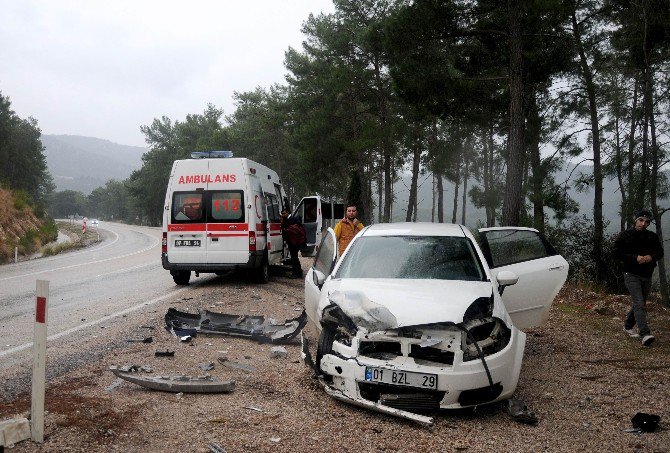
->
[[162, 233, 167, 253], [249, 231, 256, 251]]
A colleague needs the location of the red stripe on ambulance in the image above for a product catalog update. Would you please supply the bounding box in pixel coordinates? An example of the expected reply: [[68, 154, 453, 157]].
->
[[168, 223, 207, 232]]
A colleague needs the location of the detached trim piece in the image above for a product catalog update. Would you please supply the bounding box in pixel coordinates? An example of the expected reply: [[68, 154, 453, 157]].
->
[[165, 308, 307, 344], [109, 366, 235, 393]]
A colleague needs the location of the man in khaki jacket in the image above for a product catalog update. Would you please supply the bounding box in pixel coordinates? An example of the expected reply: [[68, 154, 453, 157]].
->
[[334, 203, 364, 256]]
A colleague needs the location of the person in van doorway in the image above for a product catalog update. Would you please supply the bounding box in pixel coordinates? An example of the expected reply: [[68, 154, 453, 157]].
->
[[334, 203, 364, 256], [613, 209, 664, 347], [280, 209, 306, 279]]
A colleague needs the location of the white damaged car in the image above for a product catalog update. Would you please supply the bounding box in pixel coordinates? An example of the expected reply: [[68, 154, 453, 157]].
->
[[301, 222, 568, 426]]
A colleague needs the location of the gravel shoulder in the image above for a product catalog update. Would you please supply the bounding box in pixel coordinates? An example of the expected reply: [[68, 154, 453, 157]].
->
[[2, 272, 669, 452]]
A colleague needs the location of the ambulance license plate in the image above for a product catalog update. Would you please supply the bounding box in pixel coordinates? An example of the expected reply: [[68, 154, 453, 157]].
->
[[175, 240, 201, 247], [365, 367, 437, 389]]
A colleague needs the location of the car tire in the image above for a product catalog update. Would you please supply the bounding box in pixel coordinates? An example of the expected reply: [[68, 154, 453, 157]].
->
[[172, 270, 191, 285], [316, 325, 336, 380], [255, 255, 269, 284]]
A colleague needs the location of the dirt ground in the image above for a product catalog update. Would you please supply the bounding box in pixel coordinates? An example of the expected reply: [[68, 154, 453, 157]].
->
[[2, 264, 669, 452]]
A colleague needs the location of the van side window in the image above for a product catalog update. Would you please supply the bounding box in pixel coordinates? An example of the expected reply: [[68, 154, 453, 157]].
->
[[273, 184, 284, 211], [304, 198, 317, 223], [172, 192, 204, 223], [265, 193, 280, 223], [209, 191, 244, 222], [322, 202, 332, 219]]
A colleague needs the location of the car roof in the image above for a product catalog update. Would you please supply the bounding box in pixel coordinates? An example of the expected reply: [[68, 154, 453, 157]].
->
[[361, 222, 467, 237]]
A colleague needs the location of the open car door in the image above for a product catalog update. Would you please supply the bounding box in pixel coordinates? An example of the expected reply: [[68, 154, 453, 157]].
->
[[478, 227, 568, 330], [304, 228, 337, 325]]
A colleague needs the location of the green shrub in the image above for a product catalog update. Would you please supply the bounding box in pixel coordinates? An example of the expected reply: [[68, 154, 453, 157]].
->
[[39, 218, 58, 244], [546, 215, 621, 292], [13, 190, 30, 210], [18, 229, 40, 254]]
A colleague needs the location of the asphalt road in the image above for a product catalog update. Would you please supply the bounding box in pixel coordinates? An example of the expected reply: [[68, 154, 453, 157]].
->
[[0, 222, 183, 371]]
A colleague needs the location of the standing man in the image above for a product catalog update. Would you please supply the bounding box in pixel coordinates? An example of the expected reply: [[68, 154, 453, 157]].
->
[[334, 203, 364, 256], [280, 209, 306, 279], [613, 209, 664, 347]]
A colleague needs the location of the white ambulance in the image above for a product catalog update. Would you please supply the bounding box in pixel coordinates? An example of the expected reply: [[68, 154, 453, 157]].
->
[[161, 151, 288, 285]]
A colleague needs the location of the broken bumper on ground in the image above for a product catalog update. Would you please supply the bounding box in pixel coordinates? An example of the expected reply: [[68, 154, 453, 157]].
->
[[165, 308, 307, 344]]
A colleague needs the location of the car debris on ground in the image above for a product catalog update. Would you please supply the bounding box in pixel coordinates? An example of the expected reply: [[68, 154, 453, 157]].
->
[[126, 336, 153, 343], [217, 356, 255, 373], [270, 346, 288, 359], [165, 307, 307, 344], [506, 397, 538, 425], [629, 412, 661, 433], [109, 366, 235, 393]]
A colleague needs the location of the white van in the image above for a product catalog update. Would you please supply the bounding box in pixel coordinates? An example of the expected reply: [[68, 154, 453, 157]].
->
[[161, 151, 288, 285], [291, 196, 343, 257]]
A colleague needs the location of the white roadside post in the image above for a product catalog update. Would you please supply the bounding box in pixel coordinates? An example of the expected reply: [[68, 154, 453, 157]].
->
[[31, 280, 49, 443]]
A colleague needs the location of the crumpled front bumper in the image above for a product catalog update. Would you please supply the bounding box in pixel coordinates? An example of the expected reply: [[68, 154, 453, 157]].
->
[[302, 327, 526, 426]]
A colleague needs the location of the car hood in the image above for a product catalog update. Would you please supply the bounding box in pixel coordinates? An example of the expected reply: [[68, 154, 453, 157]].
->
[[324, 278, 501, 329]]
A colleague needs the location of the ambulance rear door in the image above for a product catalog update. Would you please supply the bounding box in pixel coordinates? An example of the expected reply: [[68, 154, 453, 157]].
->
[[166, 160, 209, 264], [264, 186, 283, 266], [205, 160, 249, 264]]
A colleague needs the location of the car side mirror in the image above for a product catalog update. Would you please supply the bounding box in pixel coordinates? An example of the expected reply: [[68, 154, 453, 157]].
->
[[312, 269, 326, 289], [496, 270, 519, 295]]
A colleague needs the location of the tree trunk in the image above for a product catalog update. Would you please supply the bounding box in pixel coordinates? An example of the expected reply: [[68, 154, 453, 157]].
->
[[406, 143, 421, 222], [452, 161, 460, 224], [437, 173, 444, 223], [501, 0, 525, 226], [571, 6, 605, 284], [461, 153, 469, 225], [486, 124, 497, 226], [624, 77, 639, 229], [642, 5, 668, 306], [649, 91, 668, 306], [431, 173, 436, 222], [526, 88, 544, 233], [362, 164, 373, 226], [377, 166, 383, 224]]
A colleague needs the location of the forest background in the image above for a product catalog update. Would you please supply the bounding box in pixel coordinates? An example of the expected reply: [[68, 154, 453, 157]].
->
[[1, 0, 669, 302]]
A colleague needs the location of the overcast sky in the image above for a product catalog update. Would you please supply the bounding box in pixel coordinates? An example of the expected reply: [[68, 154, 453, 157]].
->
[[1, 1, 334, 147]]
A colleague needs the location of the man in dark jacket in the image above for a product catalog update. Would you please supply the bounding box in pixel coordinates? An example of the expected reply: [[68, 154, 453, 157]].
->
[[613, 209, 664, 347], [280, 209, 306, 279]]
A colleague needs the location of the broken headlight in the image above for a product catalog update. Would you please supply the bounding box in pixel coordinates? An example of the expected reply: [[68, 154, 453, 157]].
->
[[463, 294, 494, 322], [321, 304, 357, 347], [461, 317, 511, 361]]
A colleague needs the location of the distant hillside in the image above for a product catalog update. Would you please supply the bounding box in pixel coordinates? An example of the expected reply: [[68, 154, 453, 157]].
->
[[42, 135, 146, 194]]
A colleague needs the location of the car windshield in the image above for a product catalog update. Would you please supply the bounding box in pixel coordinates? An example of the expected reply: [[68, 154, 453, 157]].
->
[[334, 235, 486, 281]]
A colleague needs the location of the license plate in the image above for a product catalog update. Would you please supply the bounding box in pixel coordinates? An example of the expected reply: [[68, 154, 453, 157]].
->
[[365, 367, 437, 390], [174, 240, 201, 247]]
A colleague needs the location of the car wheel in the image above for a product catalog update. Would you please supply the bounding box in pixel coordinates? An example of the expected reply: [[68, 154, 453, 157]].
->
[[255, 255, 269, 284], [316, 325, 336, 380], [172, 270, 191, 285]]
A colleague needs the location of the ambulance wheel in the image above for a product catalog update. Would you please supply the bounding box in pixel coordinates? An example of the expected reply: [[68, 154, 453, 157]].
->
[[255, 256, 269, 284], [172, 270, 191, 285]]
